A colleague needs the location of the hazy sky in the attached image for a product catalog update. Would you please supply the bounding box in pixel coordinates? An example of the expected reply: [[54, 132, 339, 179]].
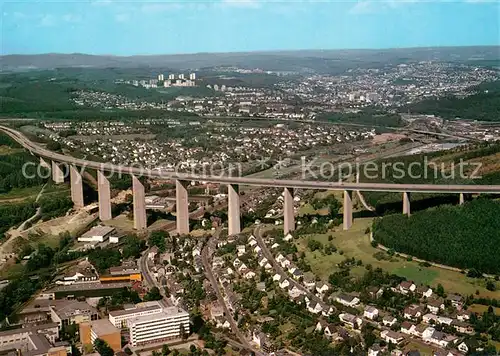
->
[[1, 0, 499, 55]]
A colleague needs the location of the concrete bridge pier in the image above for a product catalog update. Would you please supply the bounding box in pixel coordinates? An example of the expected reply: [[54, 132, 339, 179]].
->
[[40, 157, 50, 169], [176, 180, 190, 235], [403, 192, 411, 216], [228, 184, 241, 236], [459, 192, 465, 205], [51, 161, 64, 184], [132, 176, 147, 230], [343, 190, 353, 231], [69, 165, 84, 209], [97, 171, 112, 221], [283, 187, 295, 234]]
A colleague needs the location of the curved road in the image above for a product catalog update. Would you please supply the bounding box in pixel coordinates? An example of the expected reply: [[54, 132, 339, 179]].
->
[[2, 125, 500, 194], [201, 231, 263, 356]]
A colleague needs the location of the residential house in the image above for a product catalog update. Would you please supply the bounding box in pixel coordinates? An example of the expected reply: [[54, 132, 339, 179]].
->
[[383, 315, 397, 327], [451, 320, 474, 335], [258, 257, 269, 268], [322, 306, 335, 317], [429, 331, 457, 348], [279, 279, 290, 289], [336, 293, 360, 307], [423, 313, 438, 324], [404, 305, 424, 320], [368, 344, 385, 356], [339, 313, 362, 328], [238, 263, 249, 274], [280, 258, 291, 269], [457, 338, 480, 354], [276, 254, 285, 263], [316, 282, 329, 295], [272, 273, 282, 282], [303, 277, 316, 290], [427, 299, 445, 314], [401, 321, 416, 335], [380, 330, 405, 345], [270, 243, 279, 249], [370, 287, 385, 299], [398, 281, 416, 295], [212, 256, 224, 268], [314, 320, 338, 337], [253, 245, 262, 255], [422, 326, 436, 340], [307, 301, 323, 314], [292, 269, 303, 280], [448, 294, 464, 309], [412, 324, 429, 338], [232, 258, 242, 268], [237, 245, 246, 256], [283, 233, 293, 242], [456, 310, 472, 321], [416, 285, 433, 299], [244, 271, 256, 280], [288, 285, 303, 299], [148, 246, 159, 260], [364, 306, 379, 320]]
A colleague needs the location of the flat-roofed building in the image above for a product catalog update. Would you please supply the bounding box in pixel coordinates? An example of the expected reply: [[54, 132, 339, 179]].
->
[[100, 262, 142, 283], [128, 307, 190, 346], [78, 226, 116, 243], [0, 323, 61, 356], [49, 300, 98, 328], [80, 319, 121, 353], [108, 301, 163, 328]]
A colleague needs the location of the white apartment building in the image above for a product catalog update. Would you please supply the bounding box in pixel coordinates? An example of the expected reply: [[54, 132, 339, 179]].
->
[[108, 301, 163, 328], [128, 307, 190, 346]]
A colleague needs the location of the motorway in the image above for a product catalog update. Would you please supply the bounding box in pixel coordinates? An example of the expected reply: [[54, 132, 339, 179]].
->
[[201, 230, 263, 356], [253, 225, 335, 313], [2, 125, 500, 194]]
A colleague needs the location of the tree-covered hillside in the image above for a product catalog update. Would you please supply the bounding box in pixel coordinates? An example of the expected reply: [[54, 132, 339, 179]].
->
[[405, 81, 500, 122], [372, 199, 500, 274]]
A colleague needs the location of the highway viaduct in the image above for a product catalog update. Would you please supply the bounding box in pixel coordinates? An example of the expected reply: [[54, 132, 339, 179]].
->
[[2, 125, 500, 236]]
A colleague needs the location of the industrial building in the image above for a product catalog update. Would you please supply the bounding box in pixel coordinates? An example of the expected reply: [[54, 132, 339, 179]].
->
[[128, 307, 190, 346], [0, 323, 70, 356], [100, 262, 142, 283], [78, 226, 116, 243]]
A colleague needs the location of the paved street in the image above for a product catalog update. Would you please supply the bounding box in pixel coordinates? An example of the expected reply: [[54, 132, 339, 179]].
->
[[254, 225, 336, 313], [201, 229, 263, 356]]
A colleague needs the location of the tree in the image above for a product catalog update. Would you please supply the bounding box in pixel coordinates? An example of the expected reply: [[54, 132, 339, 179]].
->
[[436, 284, 445, 297], [94, 339, 114, 356], [486, 280, 496, 291], [149, 230, 168, 252], [144, 287, 162, 301], [161, 344, 171, 356]]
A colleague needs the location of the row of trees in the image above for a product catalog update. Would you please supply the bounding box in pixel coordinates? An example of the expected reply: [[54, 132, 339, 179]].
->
[[372, 198, 500, 274]]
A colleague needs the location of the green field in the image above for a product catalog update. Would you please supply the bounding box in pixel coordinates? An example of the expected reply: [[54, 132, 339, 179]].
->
[[392, 265, 439, 285], [296, 217, 498, 298], [0, 184, 69, 202]]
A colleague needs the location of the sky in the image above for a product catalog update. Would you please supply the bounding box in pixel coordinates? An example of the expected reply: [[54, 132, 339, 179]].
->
[[1, 0, 499, 55]]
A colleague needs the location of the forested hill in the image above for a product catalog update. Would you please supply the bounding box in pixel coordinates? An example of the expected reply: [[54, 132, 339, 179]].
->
[[372, 198, 500, 274], [405, 81, 500, 122]]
